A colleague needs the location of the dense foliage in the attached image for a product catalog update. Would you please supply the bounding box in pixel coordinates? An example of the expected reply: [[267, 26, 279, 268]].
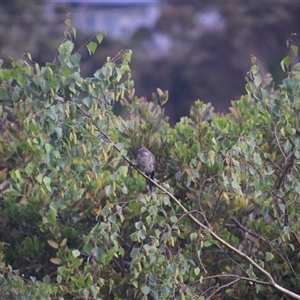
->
[[1, 19, 300, 299]]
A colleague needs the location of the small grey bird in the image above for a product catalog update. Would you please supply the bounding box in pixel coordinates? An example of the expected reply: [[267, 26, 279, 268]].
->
[[137, 148, 155, 193]]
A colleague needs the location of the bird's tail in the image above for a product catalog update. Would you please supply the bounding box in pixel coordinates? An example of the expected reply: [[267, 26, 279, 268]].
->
[[146, 172, 155, 193]]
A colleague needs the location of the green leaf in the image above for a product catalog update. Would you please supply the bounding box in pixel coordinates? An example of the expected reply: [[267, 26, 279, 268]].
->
[[59, 40, 74, 54], [149, 206, 158, 216], [39, 77, 49, 93], [32, 75, 41, 87], [251, 55, 257, 64], [57, 274, 62, 284], [278, 203, 285, 213], [232, 180, 240, 190], [137, 229, 146, 240], [102, 66, 113, 78], [295, 184, 300, 195], [207, 150, 215, 166], [135, 221, 142, 230], [0, 70, 3, 85], [28, 120, 38, 133], [170, 215, 178, 223], [83, 288, 89, 298], [43, 275, 50, 284], [118, 166, 128, 176], [91, 285, 100, 299], [280, 56, 292, 71], [246, 265, 257, 280], [251, 64, 259, 75], [194, 267, 201, 276], [72, 27, 77, 38], [53, 127, 62, 139], [11, 170, 21, 182], [145, 215, 151, 225], [283, 141, 292, 153], [43, 176, 51, 192], [46, 62, 58, 72], [175, 171, 182, 180], [65, 18, 71, 26], [163, 196, 170, 206], [121, 185, 128, 194], [263, 174, 274, 186], [46, 107, 57, 121], [87, 41, 97, 55], [108, 215, 116, 223], [61, 68, 71, 77], [123, 50, 132, 63], [253, 153, 262, 165], [253, 73, 262, 87], [12, 90, 20, 101], [204, 241, 212, 247], [141, 285, 150, 295], [36, 173, 43, 184], [96, 33, 104, 44], [190, 232, 198, 241], [265, 252, 274, 262], [291, 45, 298, 56], [105, 185, 113, 196], [50, 257, 62, 265], [70, 53, 81, 67], [98, 222, 108, 230], [125, 120, 134, 129], [17, 74, 26, 87], [283, 226, 290, 236], [48, 240, 59, 249], [25, 163, 34, 177], [289, 243, 295, 251], [199, 153, 207, 163], [72, 249, 81, 258], [0, 87, 7, 99]]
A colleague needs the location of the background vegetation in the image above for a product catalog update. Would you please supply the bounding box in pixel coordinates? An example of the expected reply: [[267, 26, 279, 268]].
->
[[1, 1, 300, 124], [1, 16, 300, 299]]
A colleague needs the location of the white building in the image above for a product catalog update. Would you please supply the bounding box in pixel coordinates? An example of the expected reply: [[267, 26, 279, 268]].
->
[[46, 1, 160, 40]]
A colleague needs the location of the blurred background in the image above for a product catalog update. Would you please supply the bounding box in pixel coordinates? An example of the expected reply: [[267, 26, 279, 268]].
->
[[1, 0, 300, 124]]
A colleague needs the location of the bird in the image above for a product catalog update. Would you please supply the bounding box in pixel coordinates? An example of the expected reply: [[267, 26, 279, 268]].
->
[[136, 148, 155, 193]]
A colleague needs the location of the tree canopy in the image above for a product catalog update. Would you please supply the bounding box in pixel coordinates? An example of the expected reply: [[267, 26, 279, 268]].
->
[[1, 17, 300, 300]]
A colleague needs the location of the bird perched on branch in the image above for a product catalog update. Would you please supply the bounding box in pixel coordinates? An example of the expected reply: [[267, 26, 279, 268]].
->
[[137, 148, 155, 193]]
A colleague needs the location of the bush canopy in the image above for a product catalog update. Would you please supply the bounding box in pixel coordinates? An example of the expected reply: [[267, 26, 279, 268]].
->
[[1, 18, 300, 300]]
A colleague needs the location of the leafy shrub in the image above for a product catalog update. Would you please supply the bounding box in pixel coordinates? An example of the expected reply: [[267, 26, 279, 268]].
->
[[0, 18, 300, 300]]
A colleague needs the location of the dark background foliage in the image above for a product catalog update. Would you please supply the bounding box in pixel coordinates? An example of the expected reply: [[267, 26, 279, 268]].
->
[[1, 1, 300, 124]]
